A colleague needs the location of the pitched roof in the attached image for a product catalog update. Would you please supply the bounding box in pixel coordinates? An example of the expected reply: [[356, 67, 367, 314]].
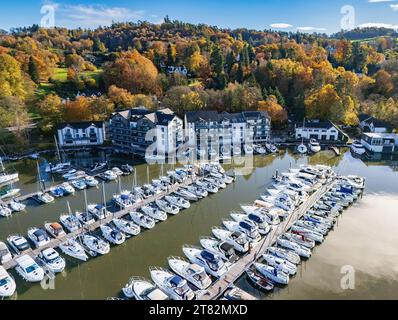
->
[[58, 121, 103, 130], [185, 111, 220, 122], [156, 112, 177, 125], [297, 120, 335, 129]]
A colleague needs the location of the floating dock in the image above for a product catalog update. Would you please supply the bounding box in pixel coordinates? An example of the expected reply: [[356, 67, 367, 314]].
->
[[199, 181, 335, 300], [2, 175, 200, 271]]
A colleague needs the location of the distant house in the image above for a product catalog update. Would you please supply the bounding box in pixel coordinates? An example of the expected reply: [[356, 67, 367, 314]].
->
[[361, 132, 398, 154], [359, 114, 389, 133], [295, 120, 349, 142], [57, 121, 106, 147]]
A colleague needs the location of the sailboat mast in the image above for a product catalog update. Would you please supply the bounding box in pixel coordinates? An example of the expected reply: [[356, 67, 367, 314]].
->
[[37, 161, 43, 192], [54, 135, 61, 163], [84, 189, 88, 213], [102, 182, 106, 208]]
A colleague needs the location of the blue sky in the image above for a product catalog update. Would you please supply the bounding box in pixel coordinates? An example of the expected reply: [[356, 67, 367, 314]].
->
[[1, 0, 398, 33]]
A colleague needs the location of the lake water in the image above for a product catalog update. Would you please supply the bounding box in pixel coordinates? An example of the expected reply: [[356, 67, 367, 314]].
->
[[2, 149, 398, 300]]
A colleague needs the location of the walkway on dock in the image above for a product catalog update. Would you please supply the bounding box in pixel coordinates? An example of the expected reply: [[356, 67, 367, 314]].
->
[[2, 175, 200, 271], [199, 180, 335, 300]]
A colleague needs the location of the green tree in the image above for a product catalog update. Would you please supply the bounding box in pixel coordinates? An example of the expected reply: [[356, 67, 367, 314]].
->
[[28, 56, 40, 84]]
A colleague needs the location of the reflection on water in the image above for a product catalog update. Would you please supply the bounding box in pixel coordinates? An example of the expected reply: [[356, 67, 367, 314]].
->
[[1, 150, 398, 300]]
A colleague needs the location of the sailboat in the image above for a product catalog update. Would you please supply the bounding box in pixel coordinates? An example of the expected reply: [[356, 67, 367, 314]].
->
[[0, 157, 19, 185], [297, 119, 308, 155], [34, 162, 54, 204], [45, 136, 71, 173]]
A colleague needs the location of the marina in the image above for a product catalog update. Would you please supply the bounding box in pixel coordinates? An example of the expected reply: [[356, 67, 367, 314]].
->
[[0, 150, 397, 300]]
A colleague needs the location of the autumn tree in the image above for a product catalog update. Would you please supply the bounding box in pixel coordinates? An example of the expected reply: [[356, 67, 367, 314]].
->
[[0, 53, 25, 98], [258, 95, 287, 127], [37, 94, 64, 132]]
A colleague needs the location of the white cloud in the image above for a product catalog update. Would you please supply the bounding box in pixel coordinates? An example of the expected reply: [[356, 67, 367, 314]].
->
[[368, 0, 395, 3], [52, 3, 145, 28], [270, 23, 293, 29], [391, 4, 398, 10], [297, 27, 327, 32], [358, 22, 398, 29]]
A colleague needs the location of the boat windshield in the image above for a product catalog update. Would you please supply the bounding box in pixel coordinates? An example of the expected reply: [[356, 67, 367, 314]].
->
[[0, 277, 10, 286], [169, 276, 189, 295], [26, 264, 39, 273]]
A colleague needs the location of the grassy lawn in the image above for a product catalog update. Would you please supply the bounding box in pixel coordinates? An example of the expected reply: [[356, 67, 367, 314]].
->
[[51, 67, 69, 82]]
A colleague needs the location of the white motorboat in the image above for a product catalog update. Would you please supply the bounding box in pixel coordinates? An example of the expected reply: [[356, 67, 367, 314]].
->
[[255, 262, 289, 285], [164, 196, 191, 209], [27, 228, 50, 248], [87, 204, 110, 220], [184, 185, 208, 199], [113, 218, 141, 236], [75, 211, 96, 227], [82, 235, 110, 255], [204, 177, 226, 189], [123, 277, 169, 300], [350, 140, 366, 156], [155, 199, 180, 215], [259, 195, 295, 212], [58, 238, 88, 261], [101, 170, 118, 181], [101, 225, 126, 245], [168, 257, 212, 290], [283, 232, 316, 249], [141, 205, 168, 222], [45, 162, 71, 173], [129, 211, 155, 229], [308, 139, 321, 153], [200, 237, 238, 264], [0, 187, 21, 200], [174, 189, 198, 202], [262, 253, 297, 276], [112, 167, 124, 176], [60, 214, 82, 233], [71, 179, 87, 190], [266, 246, 301, 265], [230, 212, 271, 235], [195, 181, 218, 194], [254, 145, 267, 155], [9, 199, 26, 212], [35, 192, 55, 204], [60, 182, 75, 195], [150, 267, 195, 300], [221, 174, 234, 185], [62, 169, 77, 179], [276, 237, 311, 258], [0, 242, 12, 264], [212, 228, 250, 253], [183, 246, 228, 278], [240, 205, 281, 226], [44, 222, 67, 238], [223, 220, 262, 243], [7, 235, 31, 255], [50, 186, 65, 198], [15, 255, 44, 282], [38, 248, 66, 273], [0, 266, 16, 297], [0, 205, 12, 217], [304, 214, 334, 228], [291, 226, 324, 243], [84, 176, 99, 187], [113, 194, 133, 210], [295, 220, 328, 235]]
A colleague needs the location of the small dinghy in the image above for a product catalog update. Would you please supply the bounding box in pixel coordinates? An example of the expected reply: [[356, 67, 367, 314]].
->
[[59, 238, 88, 261], [129, 211, 155, 229], [100, 224, 126, 245], [113, 218, 141, 236], [82, 235, 110, 255], [38, 248, 66, 273]]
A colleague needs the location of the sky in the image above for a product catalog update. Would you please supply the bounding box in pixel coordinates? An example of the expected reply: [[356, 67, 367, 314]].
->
[[0, 0, 398, 34]]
